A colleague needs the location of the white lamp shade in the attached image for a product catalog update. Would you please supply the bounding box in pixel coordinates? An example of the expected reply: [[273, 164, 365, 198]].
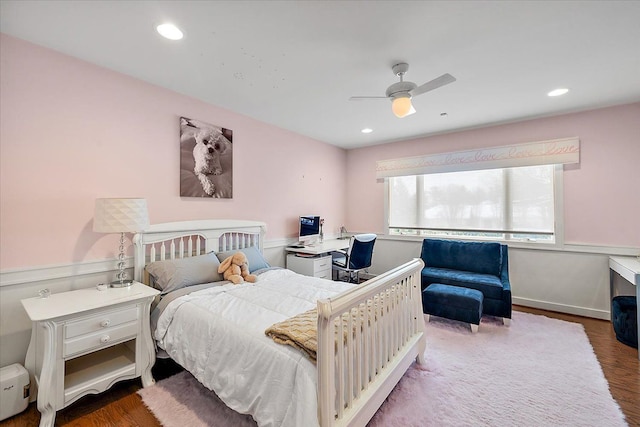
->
[[93, 198, 150, 233], [392, 96, 415, 118]]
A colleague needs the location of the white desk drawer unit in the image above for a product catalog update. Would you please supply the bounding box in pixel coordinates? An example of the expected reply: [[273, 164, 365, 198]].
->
[[287, 254, 332, 279], [21, 282, 159, 427]]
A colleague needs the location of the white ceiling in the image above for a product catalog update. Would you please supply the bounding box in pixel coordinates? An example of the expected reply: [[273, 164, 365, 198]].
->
[[1, 1, 639, 149]]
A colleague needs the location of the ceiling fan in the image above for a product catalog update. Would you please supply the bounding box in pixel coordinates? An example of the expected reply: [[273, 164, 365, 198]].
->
[[349, 63, 456, 118]]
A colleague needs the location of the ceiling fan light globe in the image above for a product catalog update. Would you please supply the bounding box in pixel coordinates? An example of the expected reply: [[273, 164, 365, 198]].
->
[[156, 23, 183, 40], [392, 96, 413, 118]]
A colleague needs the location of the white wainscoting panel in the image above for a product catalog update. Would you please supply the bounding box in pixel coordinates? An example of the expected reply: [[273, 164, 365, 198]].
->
[[0, 243, 287, 368], [0, 269, 116, 367], [1, 238, 635, 367], [508, 249, 610, 319]]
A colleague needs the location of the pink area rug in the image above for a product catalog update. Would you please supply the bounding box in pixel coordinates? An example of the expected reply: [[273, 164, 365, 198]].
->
[[138, 311, 627, 426]]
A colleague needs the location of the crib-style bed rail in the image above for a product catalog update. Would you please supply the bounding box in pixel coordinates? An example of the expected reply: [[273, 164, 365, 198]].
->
[[133, 220, 266, 284], [316, 258, 426, 427]]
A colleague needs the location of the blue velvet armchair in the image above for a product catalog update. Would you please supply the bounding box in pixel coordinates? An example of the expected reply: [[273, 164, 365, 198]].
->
[[420, 239, 512, 324]]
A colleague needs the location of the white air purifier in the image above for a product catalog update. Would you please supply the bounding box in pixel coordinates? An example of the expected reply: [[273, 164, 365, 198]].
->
[[0, 363, 30, 421]]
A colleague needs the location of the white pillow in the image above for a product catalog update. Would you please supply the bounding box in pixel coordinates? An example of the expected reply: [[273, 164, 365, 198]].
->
[[146, 252, 222, 294]]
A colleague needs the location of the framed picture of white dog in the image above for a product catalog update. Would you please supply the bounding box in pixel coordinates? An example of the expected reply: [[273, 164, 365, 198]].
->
[[180, 116, 233, 198]]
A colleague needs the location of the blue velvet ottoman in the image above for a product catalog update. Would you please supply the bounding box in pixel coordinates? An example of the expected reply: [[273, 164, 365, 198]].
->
[[423, 283, 483, 333], [612, 296, 638, 349]]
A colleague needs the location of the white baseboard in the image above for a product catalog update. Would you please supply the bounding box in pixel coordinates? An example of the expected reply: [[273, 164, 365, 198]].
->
[[513, 296, 610, 320]]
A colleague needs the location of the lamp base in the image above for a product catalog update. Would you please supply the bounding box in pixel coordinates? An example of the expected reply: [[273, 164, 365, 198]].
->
[[110, 279, 134, 288]]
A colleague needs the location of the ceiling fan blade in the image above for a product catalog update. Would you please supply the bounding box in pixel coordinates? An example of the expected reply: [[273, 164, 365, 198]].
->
[[410, 73, 456, 97], [349, 96, 389, 101]]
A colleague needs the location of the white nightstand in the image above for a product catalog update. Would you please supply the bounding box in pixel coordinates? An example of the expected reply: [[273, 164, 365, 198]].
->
[[21, 282, 160, 427]]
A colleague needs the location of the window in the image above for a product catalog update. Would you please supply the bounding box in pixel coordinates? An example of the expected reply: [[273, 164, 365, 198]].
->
[[387, 164, 559, 243]]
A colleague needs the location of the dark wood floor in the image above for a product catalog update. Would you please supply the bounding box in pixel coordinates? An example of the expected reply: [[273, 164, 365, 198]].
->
[[2, 306, 638, 427]]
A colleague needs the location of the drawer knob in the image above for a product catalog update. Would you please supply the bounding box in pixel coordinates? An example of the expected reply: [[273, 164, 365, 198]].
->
[[100, 335, 110, 343], [101, 320, 111, 328]]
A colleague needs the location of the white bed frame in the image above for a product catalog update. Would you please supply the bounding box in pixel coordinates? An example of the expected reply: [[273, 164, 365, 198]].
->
[[133, 220, 426, 427]]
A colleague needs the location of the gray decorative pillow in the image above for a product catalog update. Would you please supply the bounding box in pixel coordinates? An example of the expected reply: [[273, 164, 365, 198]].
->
[[146, 251, 223, 294], [216, 246, 270, 273]]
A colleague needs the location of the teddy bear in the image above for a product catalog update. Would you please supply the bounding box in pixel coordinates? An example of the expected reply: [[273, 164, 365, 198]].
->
[[218, 251, 258, 284]]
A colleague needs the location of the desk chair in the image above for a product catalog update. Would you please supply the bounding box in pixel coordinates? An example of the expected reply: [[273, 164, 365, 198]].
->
[[332, 234, 376, 283]]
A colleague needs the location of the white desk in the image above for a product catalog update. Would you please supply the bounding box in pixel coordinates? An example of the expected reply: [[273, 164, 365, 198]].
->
[[609, 256, 640, 359], [285, 239, 350, 256], [285, 239, 350, 278]]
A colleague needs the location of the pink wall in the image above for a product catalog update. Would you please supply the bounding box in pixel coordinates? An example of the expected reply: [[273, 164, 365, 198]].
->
[[2, 34, 637, 272], [346, 103, 640, 248], [0, 35, 347, 269]]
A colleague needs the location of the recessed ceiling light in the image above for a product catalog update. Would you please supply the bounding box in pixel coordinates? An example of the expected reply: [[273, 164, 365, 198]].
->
[[156, 23, 183, 40], [548, 88, 569, 97], [361, 128, 373, 134]]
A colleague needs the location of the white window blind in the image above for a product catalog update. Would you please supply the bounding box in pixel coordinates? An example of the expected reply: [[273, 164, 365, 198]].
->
[[388, 164, 556, 241]]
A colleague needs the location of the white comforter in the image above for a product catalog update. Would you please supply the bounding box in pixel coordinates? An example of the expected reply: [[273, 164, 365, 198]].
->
[[154, 268, 355, 427]]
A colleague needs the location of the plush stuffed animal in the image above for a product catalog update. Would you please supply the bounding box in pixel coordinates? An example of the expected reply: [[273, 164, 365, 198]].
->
[[218, 251, 258, 285]]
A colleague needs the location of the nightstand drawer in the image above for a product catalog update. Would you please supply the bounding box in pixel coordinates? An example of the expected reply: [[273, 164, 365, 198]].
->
[[64, 306, 138, 339], [64, 321, 138, 357]]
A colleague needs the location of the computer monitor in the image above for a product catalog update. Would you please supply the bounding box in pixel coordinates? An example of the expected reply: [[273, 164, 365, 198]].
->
[[298, 215, 321, 245]]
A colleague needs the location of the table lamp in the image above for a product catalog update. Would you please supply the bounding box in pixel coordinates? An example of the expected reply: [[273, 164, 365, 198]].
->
[[94, 198, 150, 287]]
